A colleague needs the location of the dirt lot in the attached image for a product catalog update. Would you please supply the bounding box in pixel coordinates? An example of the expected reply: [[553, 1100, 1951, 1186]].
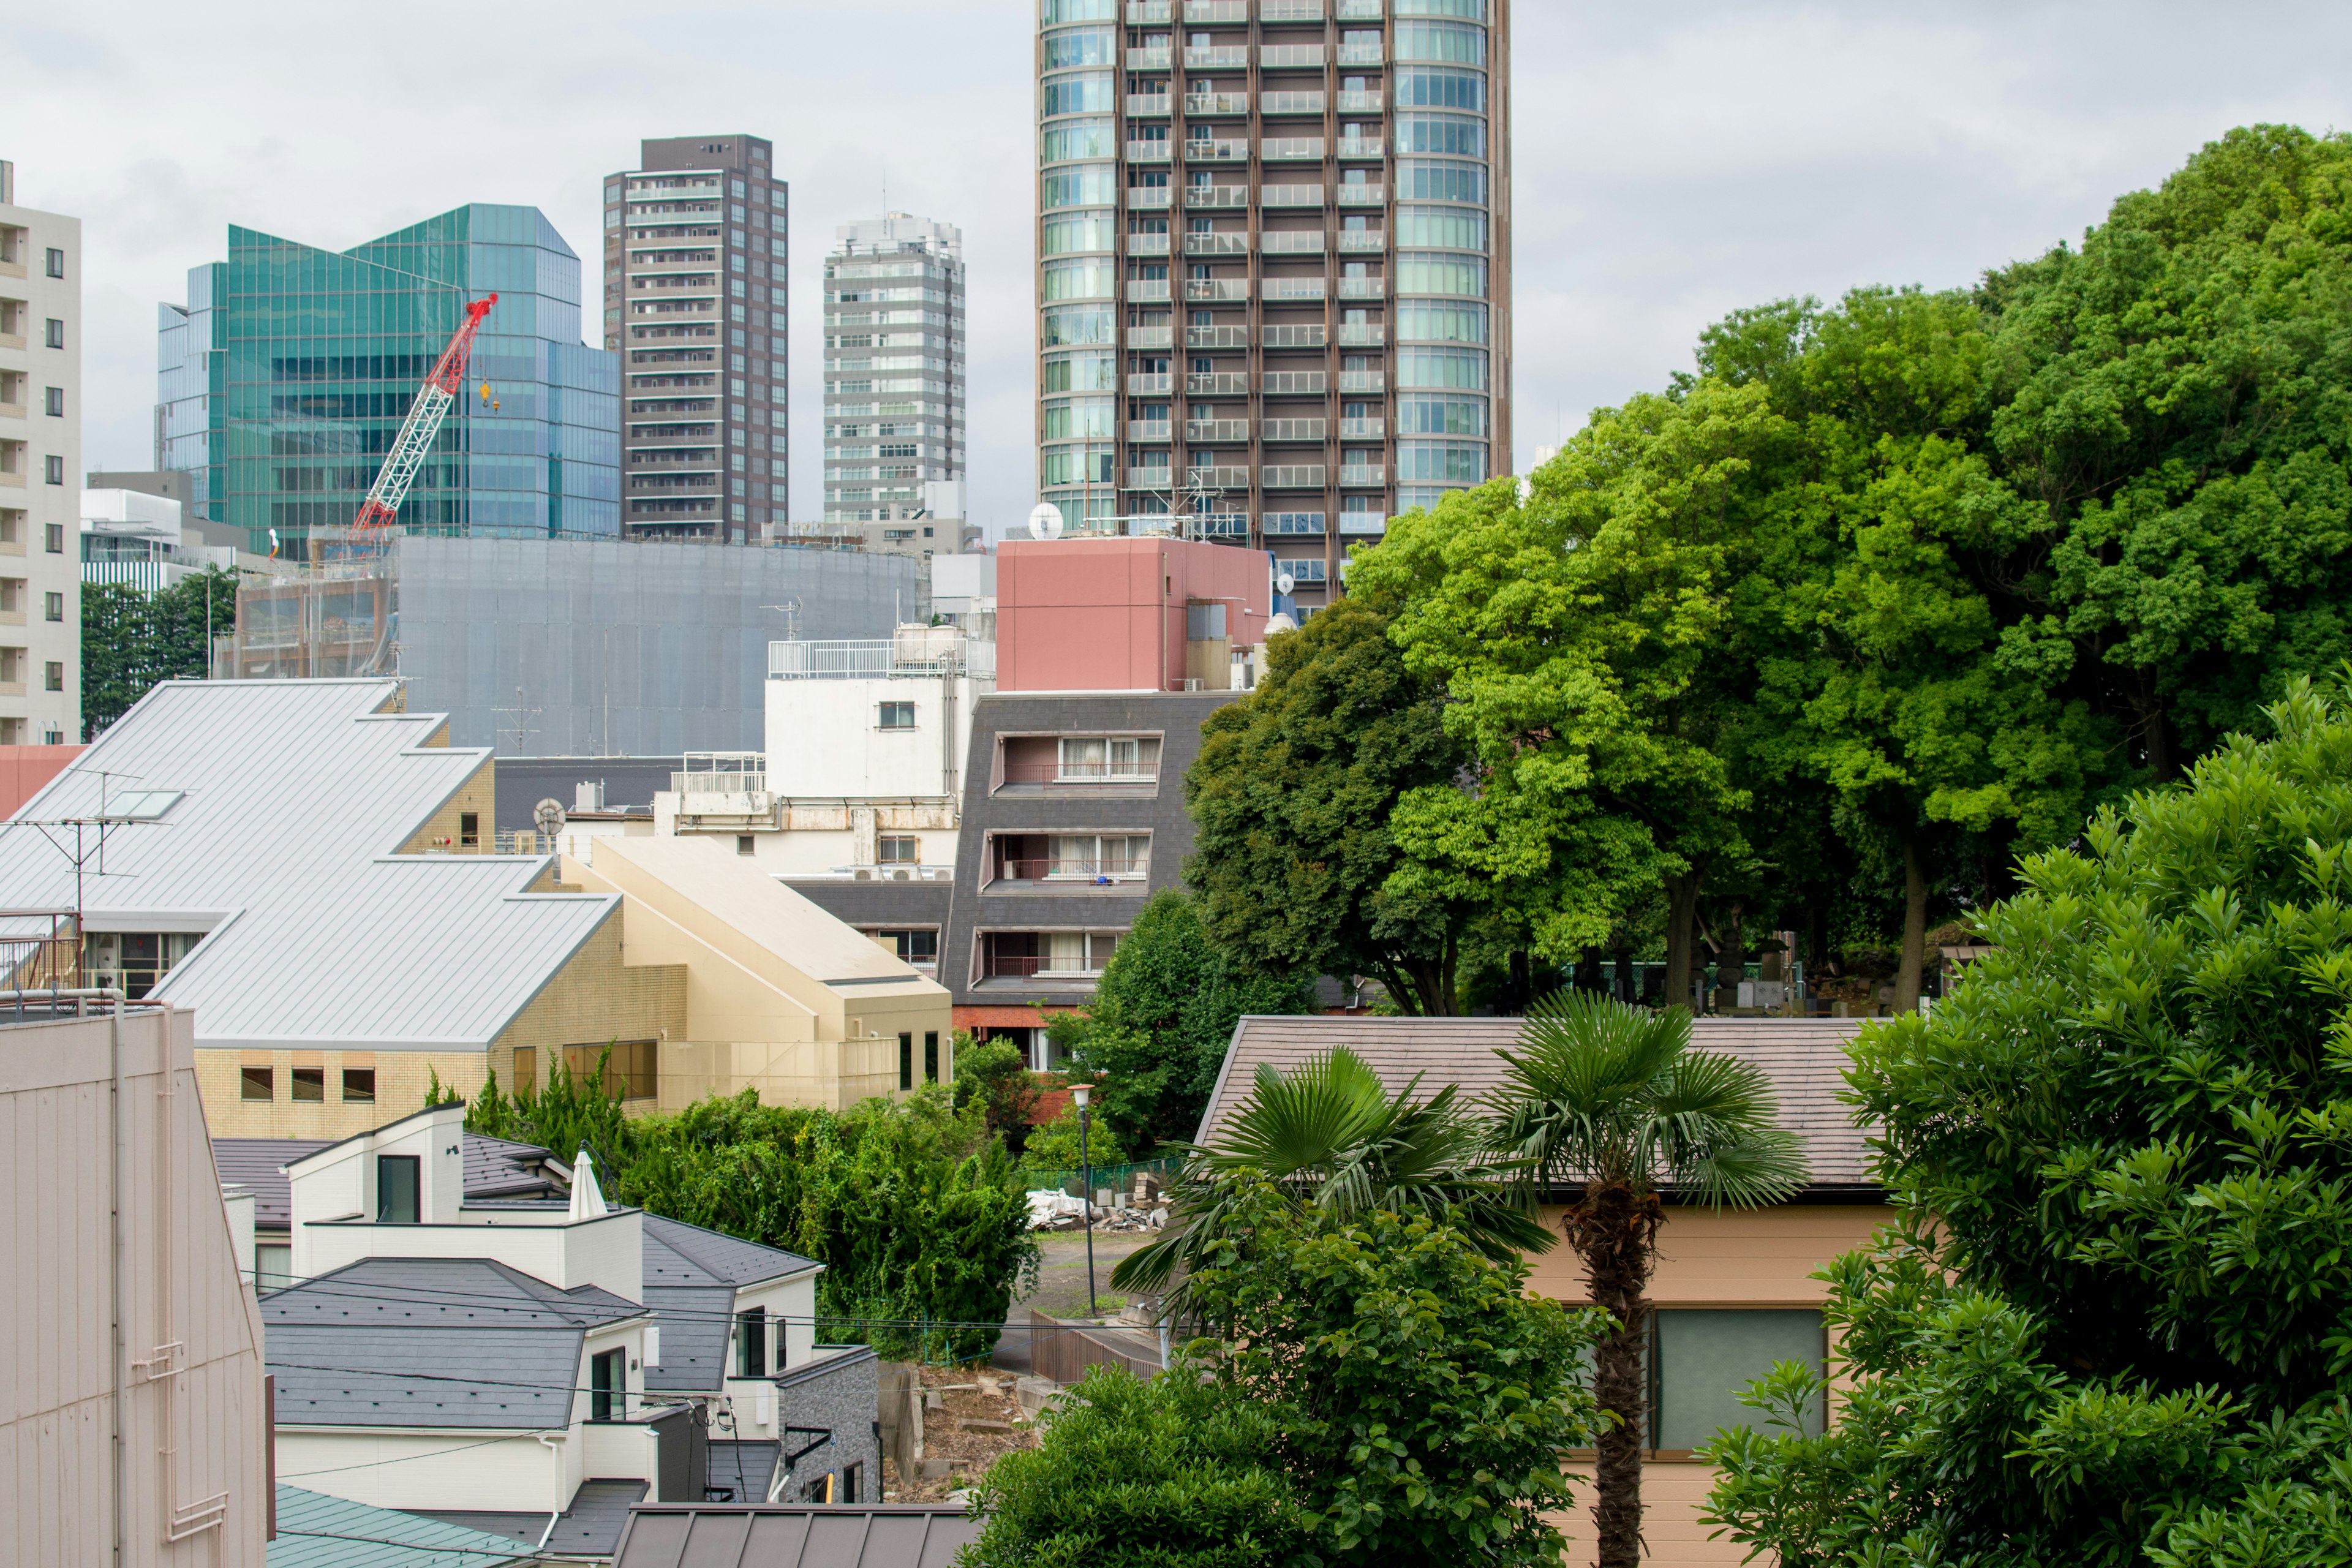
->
[[1016, 1226, 1159, 1320], [881, 1363, 1041, 1502]]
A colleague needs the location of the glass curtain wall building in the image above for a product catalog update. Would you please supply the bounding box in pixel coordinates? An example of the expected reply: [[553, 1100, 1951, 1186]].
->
[[823, 213, 968, 524], [603, 135, 785, 543], [156, 205, 619, 555], [1035, 0, 1512, 611]]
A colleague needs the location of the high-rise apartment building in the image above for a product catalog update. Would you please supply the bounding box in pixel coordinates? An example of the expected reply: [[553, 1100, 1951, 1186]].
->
[[158, 205, 619, 554], [604, 135, 787, 543], [0, 160, 81, 744], [823, 213, 968, 526], [1035, 0, 1510, 611]]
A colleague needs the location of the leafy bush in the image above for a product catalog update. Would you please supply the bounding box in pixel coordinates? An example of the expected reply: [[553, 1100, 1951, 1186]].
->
[[951, 1033, 1041, 1155], [1017, 1100, 1128, 1177]]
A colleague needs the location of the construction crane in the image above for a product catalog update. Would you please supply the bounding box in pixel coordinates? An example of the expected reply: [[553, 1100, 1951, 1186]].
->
[[347, 293, 497, 552]]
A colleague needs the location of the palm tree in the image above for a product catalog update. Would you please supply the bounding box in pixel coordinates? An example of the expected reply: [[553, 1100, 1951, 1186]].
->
[[1110, 1045, 1551, 1314], [1492, 991, 1808, 1568]]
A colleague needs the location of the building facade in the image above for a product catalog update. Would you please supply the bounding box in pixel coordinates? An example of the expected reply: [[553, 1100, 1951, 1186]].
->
[[157, 203, 620, 556], [1034, 0, 1512, 612], [0, 160, 81, 744], [605, 135, 786, 543], [822, 213, 968, 525]]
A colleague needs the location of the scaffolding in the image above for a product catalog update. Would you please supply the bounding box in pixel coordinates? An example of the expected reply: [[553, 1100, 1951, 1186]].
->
[[211, 540, 399, 679]]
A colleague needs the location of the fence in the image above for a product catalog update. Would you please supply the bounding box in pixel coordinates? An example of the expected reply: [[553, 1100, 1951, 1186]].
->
[[1022, 1156, 1185, 1201], [1027, 1310, 1166, 1385]]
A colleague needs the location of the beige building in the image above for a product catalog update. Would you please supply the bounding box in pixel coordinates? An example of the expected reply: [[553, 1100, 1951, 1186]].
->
[[0, 159, 81, 744], [0, 1005, 268, 1567], [1203, 1014, 1883, 1568]]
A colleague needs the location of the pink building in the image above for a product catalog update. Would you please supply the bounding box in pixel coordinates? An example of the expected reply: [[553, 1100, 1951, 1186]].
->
[[0, 742, 83, 818], [997, 537, 1272, 694]]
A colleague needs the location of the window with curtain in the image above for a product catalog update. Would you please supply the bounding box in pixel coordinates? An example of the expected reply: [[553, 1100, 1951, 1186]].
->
[[1396, 205, 1488, 252], [1651, 1308, 1825, 1450], [1396, 300, 1489, 343], [1394, 113, 1487, 159], [1397, 252, 1488, 298], [1394, 67, 1486, 110], [1397, 159, 1488, 205], [1041, 26, 1117, 69], [1395, 19, 1487, 63], [1398, 345, 1489, 390], [1398, 394, 1490, 436], [1040, 118, 1117, 165]]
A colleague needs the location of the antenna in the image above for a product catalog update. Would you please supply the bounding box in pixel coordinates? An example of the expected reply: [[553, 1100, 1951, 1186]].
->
[[533, 797, 567, 843], [1275, 571, 1297, 596], [493, 685, 541, 755]]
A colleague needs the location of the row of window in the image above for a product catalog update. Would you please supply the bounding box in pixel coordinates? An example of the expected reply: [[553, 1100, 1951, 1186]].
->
[[241, 1066, 376, 1102]]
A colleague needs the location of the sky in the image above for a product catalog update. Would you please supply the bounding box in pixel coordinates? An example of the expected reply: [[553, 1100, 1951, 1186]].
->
[[10, 0, 2350, 540]]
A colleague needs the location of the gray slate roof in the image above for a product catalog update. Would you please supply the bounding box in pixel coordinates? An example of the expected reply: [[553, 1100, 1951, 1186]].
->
[[642, 1215, 823, 1395], [269, 1485, 526, 1567], [462, 1131, 566, 1200], [265, 1256, 643, 1429], [1200, 1014, 1877, 1191], [614, 1506, 980, 1568], [216, 1131, 565, 1232]]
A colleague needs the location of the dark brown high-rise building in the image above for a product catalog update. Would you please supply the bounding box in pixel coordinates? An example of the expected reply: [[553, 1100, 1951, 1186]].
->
[[1035, 0, 1511, 611], [605, 135, 787, 543]]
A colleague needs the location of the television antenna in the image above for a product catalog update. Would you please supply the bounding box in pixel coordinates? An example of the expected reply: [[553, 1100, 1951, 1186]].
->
[[493, 686, 541, 755], [0, 769, 177, 995], [761, 599, 804, 641]]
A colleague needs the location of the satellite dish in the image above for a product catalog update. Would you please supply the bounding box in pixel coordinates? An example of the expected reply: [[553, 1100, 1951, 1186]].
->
[[1266, 612, 1300, 635], [533, 798, 567, 840], [1275, 572, 1297, 595], [1027, 502, 1066, 541]]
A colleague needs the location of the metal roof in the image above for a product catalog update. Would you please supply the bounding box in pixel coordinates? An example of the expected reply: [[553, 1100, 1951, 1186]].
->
[[270, 1485, 527, 1567], [613, 1506, 981, 1568], [265, 1256, 644, 1430], [412, 1480, 648, 1561], [1200, 1015, 1879, 1191], [0, 679, 622, 1052]]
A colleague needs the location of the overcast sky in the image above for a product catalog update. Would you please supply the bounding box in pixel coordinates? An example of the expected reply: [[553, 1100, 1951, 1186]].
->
[[12, 1, 2349, 538]]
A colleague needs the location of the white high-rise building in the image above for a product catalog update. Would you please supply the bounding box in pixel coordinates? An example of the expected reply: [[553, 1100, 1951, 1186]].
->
[[823, 213, 968, 526], [0, 159, 80, 745]]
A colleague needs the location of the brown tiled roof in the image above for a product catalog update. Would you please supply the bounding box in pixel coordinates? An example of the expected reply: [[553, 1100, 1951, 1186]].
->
[[1199, 1015, 1878, 1192]]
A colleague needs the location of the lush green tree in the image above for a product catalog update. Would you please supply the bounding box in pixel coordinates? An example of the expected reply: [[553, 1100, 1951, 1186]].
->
[[1185, 595, 1483, 1014], [1492, 991, 1807, 1568], [1705, 674, 2352, 1565], [952, 1033, 1040, 1155], [1018, 1098, 1129, 1175], [80, 567, 238, 739], [1060, 889, 1312, 1152], [1110, 1046, 1551, 1316], [960, 1362, 1312, 1568]]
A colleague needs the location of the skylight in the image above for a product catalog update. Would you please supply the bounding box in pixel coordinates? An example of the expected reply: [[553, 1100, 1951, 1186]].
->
[[102, 790, 183, 820]]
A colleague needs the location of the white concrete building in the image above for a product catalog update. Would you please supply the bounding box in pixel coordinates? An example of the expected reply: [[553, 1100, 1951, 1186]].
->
[[0, 159, 81, 744], [80, 486, 249, 594]]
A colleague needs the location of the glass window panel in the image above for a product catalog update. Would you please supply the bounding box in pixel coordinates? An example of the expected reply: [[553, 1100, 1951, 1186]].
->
[[1042, 214, 1118, 254], [1394, 67, 1487, 110], [1396, 301, 1489, 344], [1040, 72, 1116, 117], [1395, 113, 1488, 159], [1395, 20, 1487, 64], [1396, 205, 1488, 251], [1396, 439, 1489, 484], [1042, 165, 1119, 210], [1397, 252, 1488, 298], [1395, 0, 1485, 14], [1397, 345, 1489, 390], [1654, 1309, 1825, 1450], [1041, 118, 1118, 165], [1396, 160, 1489, 205], [1042, 258, 1115, 300], [1041, 26, 1117, 69]]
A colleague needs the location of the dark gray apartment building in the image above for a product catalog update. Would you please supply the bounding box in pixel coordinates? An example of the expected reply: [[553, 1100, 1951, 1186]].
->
[[605, 135, 787, 543]]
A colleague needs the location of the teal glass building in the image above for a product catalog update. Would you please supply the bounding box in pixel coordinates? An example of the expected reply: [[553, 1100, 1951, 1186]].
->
[[157, 205, 620, 553]]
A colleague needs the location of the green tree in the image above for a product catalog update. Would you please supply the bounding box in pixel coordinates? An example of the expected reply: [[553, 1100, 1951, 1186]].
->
[[1186, 595, 1482, 1014], [1018, 1098, 1129, 1175], [1110, 1045, 1551, 1316], [951, 1033, 1040, 1155], [1492, 991, 1807, 1568], [80, 567, 238, 739], [1705, 673, 2352, 1565]]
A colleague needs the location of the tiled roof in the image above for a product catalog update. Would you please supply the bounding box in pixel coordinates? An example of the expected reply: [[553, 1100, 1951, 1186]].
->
[[216, 1131, 564, 1231], [641, 1215, 823, 1395], [1200, 1015, 1877, 1191], [269, 1485, 524, 1567], [462, 1131, 563, 1199], [614, 1506, 981, 1568], [647, 1213, 821, 1287]]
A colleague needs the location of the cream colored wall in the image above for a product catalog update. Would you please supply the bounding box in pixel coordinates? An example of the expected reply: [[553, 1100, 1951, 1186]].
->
[[195, 1047, 481, 1140], [396, 755, 496, 854], [488, 909, 688, 1103]]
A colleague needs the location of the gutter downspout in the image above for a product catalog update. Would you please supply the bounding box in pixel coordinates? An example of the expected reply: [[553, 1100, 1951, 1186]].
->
[[535, 1431, 568, 1552]]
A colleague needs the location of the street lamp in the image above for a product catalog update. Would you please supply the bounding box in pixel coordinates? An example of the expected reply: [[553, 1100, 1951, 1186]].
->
[[1072, 1082, 1098, 1319]]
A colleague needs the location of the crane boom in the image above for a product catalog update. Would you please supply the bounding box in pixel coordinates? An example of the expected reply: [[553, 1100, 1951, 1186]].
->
[[349, 293, 497, 548]]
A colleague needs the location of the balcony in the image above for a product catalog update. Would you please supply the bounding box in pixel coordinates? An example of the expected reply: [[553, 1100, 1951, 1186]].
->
[[1196, 513, 1251, 538], [1261, 90, 1325, 115], [1261, 137, 1325, 161], [1341, 464, 1386, 486], [1185, 137, 1248, 163], [1127, 0, 1172, 17], [1340, 417, 1385, 439], [1260, 0, 1324, 17], [1186, 323, 1250, 349], [1336, 89, 1384, 113], [1183, 231, 1249, 255], [1126, 46, 1172, 68], [1336, 42, 1384, 65], [1128, 420, 1172, 442], [1186, 184, 1246, 208], [1337, 230, 1385, 253], [1126, 466, 1175, 489], [1264, 418, 1329, 441], [1129, 186, 1173, 209], [1185, 278, 1250, 302], [992, 855, 1151, 886], [1260, 184, 1325, 208], [1264, 370, 1328, 394], [1261, 231, 1324, 255], [1125, 279, 1171, 303], [1126, 140, 1172, 164], [1126, 326, 1174, 350], [1186, 0, 1246, 17], [1185, 45, 1250, 68], [1188, 418, 1250, 442], [1185, 92, 1249, 116], [1264, 323, 1326, 348], [1337, 276, 1385, 299], [1263, 277, 1328, 302], [1126, 232, 1170, 256], [1336, 138, 1385, 160], [1338, 369, 1385, 393], [1186, 464, 1251, 489], [1338, 184, 1385, 207], [1127, 371, 1174, 394], [1126, 92, 1171, 116], [1338, 321, 1385, 345], [1261, 43, 1326, 67], [1263, 465, 1328, 489], [1264, 511, 1327, 535], [1186, 371, 1251, 394], [1340, 510, 1387, 534]]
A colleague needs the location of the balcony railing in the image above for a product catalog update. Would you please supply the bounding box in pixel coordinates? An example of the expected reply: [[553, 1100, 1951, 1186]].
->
[[1184, 92, 1249, 116], [1126, 326, 1173, 350], [1338, 184, 1385, 206], [1128, 186, 1173, 209], [1263, 277, 1328, 301], [1261, 137, 1325, 160], [1187, 371, 1251, 394], [1261, 90, 1325, 115], [769, 638, 981, 679], [1185, 137, 1248, 162], [1337, 230, 1385, 252], [1339, 417, 1385, 439], [1264, 323, 1327, 348], [1336, 138, 1385, 160], [1340, 510, 1388, 534], [1186, 323, 1250, 348], [1126, 94, 1171, 116], [1187, 418, 1250, 442], [1261, 43, 1326, 67], [1264, 512, 1327, 535], [1186, 0, 1246, 18], [1260, 184, 1324, 207], [1338, 370, 1385, 393], [1340, 464, 1386, 486], [1185, 278, 1250, 301], [1336, 42, 1384, 65], [1264, 370, 1328, 394], [1126, 140, 1172, 164], [1126, 47, 1171, 69], [1337, 276, 1385, 299], [1184, 45, 1250, 68], [1263, 465, 1328, 488], [1264, 418, 1328, 441], [1261, 0, 1324, 17], [1261, 231, 1324, 254], [1126, 0, 1172, 18], [981, 954, 1108, 980], [1125, 279, 1171, 302], [1337, 321, 1385, 345], [1003, 760, 1163, 786], [1187, 464, 1251, 488], [1128, 420, 1171, 442], [1126, 232, 1170, 256], [1184, 231, 1249, 255], [994, 858, 1152, 883], [673, 767, 767, 794], [1186, 185, 1247, 208], [1336, 89, 1384, 112], [1126, 467, 1174, 489]]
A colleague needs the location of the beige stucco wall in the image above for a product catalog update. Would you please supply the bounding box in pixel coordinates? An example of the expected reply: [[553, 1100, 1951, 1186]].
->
[[396, 753, 495, 854], [488, 909, 688, 1102]]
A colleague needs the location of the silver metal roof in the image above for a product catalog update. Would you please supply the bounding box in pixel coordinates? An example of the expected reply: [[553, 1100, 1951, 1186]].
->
[[0, 679, 623, 1052]]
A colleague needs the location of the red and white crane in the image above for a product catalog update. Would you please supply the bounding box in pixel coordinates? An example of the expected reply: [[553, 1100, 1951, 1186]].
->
[[347, 293, 497, 551]]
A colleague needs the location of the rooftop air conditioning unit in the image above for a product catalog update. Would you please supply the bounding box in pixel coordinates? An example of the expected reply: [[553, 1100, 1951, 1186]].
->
[[892, 869, 911, 882], [854, 868, 873, 881]]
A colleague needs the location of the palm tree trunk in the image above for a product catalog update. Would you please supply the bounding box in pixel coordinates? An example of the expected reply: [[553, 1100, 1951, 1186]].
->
[[1570, 1182, 1659, 1568], [1661, 870, 1705, 1014], [1893, 837, 1929, 1014]]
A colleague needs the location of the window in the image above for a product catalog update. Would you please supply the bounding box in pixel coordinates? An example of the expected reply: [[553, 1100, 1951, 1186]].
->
[[591, 1346, 625, 1421], [43, 591, 62, 621], [924, 1031, 940, 1084], [376, 1155, 421, 1224], [43, 319, 63, 349], [870, 929, 939, 968], [44, 248, 64, 278], [878, 834, 918, 864], [737, 834, 756, 856], [291, 1068, 325, 1102], [878, 700, 915, 730], [564, 1040, 658, 1101], [840, 1463, 862, 1505], [1651, 1309, 1825, 1451], [43, 386, 61, 417], [239, 1066, 274, 1101], [899, 1032, 914, 1092], [43, 454, 62, 485], [458, 811, 479, 848], [736, 1307, 768, 1377], [255, 1243, 292, 1294], [342, 1069, 375, 1103], [103, 790, 180, 819], [44, 523, 62, 552], [511, 1047, 537, 1091], [43, 661, 61, 692]]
